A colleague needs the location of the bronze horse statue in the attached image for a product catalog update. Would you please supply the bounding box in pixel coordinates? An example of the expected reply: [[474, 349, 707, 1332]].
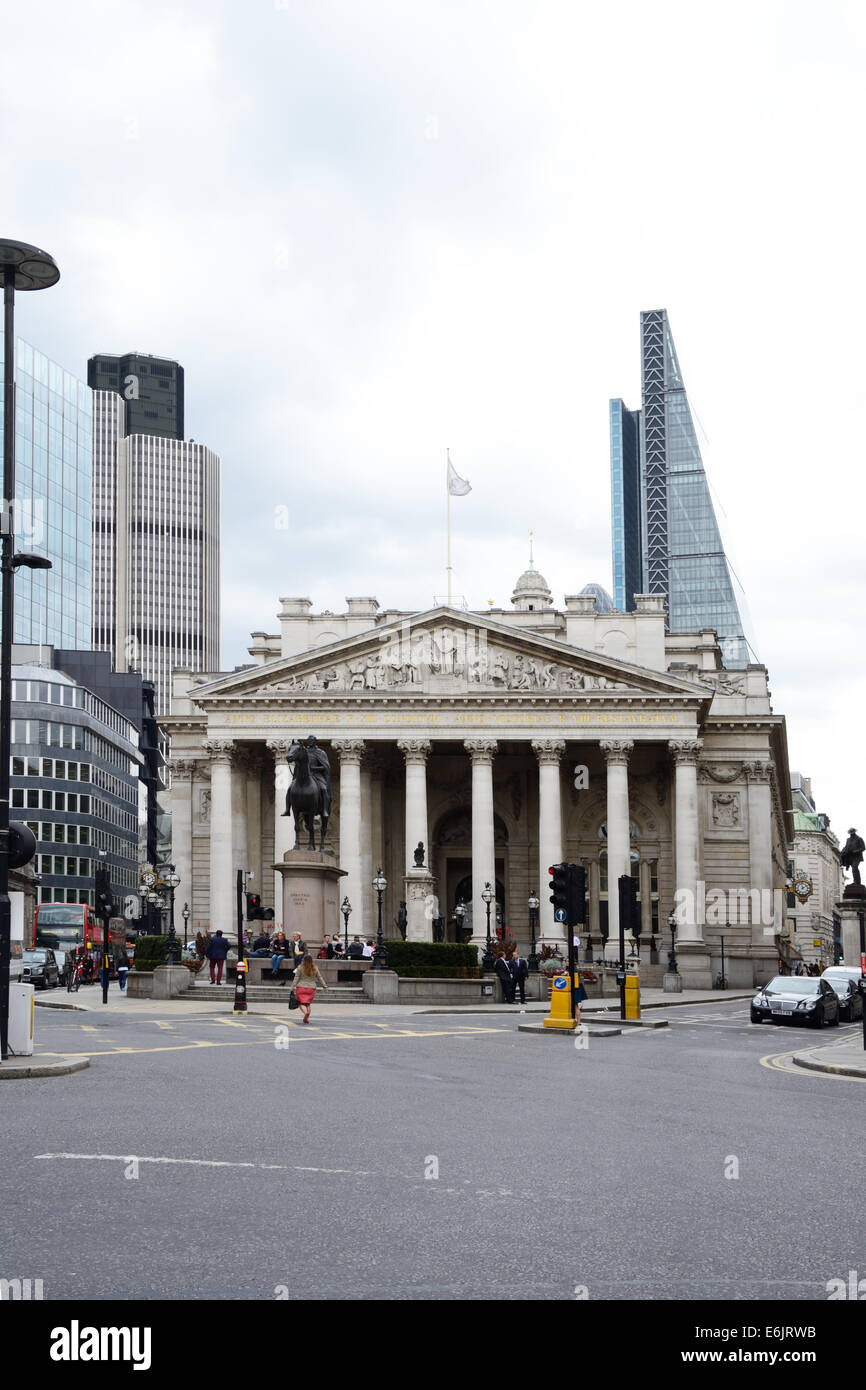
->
[[282, 738, 331, 851]]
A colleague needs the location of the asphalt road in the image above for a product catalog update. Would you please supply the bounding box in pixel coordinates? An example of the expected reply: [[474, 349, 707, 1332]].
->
[[3, 999, 865, 1301]]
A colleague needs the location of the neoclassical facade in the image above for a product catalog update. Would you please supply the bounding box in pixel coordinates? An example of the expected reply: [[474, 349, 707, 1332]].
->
[[161, 573, 793, 988]]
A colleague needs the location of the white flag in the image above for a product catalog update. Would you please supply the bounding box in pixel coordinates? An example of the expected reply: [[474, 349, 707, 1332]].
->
[[448, 458, 472, 496]]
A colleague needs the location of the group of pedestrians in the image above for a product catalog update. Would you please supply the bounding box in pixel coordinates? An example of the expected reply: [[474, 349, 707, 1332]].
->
[[494, 951, 530, 1004]]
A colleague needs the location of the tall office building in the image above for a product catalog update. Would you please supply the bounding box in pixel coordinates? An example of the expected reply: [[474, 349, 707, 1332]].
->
[[87, 352, 184, 440], [610, 309, 750, 667], [0, 335, 92, 648], [92, 390, 220, 712]]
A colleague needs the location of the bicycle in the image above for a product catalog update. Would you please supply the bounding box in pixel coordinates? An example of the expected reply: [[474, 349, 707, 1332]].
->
[[67, 960, 82, 993]]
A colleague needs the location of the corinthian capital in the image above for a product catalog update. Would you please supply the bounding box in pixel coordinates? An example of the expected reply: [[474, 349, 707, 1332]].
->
[[599, 739, 633, 765], [168, 757, 197, 780], [744, 759, 773, 783], [531, 739, 566, 765], [669, 738, 703, 765], [203, 739, 235, 766], [265, 738, 292, 758], [397, 738, 432, 764], [464, 738, 498, 765], [333, 739, 366, 765]]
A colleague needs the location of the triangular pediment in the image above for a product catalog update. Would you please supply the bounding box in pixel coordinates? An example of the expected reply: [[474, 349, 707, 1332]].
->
[[189, 608, 713, 705]]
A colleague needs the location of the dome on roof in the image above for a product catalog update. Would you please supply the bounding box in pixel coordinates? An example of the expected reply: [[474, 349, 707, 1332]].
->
[[511, 566, 553, 611], [579, 582, 615, 613]]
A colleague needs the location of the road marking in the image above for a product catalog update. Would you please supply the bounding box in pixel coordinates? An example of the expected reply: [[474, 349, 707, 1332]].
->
[[760, 1044, 866, 1083], [154, 1021, 175, 1031], [32, 1025, 507, 1059]]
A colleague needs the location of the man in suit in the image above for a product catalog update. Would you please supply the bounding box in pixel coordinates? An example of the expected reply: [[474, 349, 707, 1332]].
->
[[511, 951, 529, 1004], [494, 952, 515, 1004]]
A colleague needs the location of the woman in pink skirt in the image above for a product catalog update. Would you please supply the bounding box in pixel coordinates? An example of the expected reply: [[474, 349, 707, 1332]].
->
[[292, 954, 329, 1023]]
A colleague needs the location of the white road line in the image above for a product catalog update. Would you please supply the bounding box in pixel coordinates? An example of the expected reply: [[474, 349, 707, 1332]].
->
[[35, 1152, 376, 1175]]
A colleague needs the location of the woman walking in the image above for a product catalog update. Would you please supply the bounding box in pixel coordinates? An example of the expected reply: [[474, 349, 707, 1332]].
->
[[292, 953, 329, 1023]]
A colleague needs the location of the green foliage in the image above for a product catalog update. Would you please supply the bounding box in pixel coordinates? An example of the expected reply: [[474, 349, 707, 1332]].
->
[[382, 940, 481, 979], [132, 935, 171, 971]]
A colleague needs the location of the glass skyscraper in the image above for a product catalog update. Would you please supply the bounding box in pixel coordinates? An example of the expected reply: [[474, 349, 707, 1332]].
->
[[0, 335, 92, 649], [610, 310, 750, 668]]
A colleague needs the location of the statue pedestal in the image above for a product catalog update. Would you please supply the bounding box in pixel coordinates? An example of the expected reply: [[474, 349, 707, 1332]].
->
[[275, 850, 346, 941], [404, 869, 437, 943], [836, 890, 866, 966]]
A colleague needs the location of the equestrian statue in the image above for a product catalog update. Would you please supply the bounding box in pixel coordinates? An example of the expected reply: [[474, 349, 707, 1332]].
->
[[282, 736, 332, 852]]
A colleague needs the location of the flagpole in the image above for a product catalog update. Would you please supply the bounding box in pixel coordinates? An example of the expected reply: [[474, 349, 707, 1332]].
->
[[446, 447, 452, 606]]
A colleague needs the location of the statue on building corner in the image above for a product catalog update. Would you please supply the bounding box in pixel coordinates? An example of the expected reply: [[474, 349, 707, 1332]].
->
[[413, 841, 425, 867], [841, 828, 865, 886]]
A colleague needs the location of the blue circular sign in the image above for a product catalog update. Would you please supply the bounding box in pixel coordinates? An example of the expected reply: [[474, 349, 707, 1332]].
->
[[555, 909, 567, 923], [553, 976, 568, 990]]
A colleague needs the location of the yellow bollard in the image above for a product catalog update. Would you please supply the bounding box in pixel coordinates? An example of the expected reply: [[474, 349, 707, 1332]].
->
[[625, 973, 640, 1019], [543, 972, 576, 1030]]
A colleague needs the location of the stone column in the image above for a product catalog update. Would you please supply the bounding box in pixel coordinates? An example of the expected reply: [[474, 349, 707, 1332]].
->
[[360, 759, 374, 931], [532, 739, 566, 946], [745, 759, 774, 940], [398, 739, 435, 941], [266, 739, 293, 922], [670, 740, 703, 944], [334, 740, 366, 940], [231, 748, 249, 883], [465, 739, 498, 953], [246, 754, 262, 890], [204, 740, 234, 938], [600, 740, 633, 961], [168, 758, 195, 925]]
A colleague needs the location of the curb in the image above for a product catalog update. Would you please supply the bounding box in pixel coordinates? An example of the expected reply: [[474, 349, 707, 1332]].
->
[[518, 1023, 623, 1037], [0, 1056, 91, 1079], [791, 1052, 866, 1080], [35, 999, 88, 1012]]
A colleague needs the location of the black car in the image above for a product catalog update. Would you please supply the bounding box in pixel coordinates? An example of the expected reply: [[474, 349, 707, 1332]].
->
[[20, 948, 61, 990], [751, 975, 840, 1028], [821, 968, 865, 1023]]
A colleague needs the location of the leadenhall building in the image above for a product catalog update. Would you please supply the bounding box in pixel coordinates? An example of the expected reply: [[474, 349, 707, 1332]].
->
[[162, 565, 793, 989]]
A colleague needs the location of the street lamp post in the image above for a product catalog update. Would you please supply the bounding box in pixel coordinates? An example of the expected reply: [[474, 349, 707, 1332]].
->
[[481, 882, 494, 971], [528, 891, 540, 972], [372, 869, 387, 970], [182, 902, 190, 949], [164, 867, 181, 964], [0, 239, 59, 1063], [668, 911, 679, 975], [341, 896, 352, 954], [717, 925, 728, 990]]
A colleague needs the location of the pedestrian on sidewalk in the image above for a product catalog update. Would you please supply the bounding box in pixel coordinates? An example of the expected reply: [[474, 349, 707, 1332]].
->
[[116, 944, 130, 992], [292, 953, 329, 1023], [495, 951, 515, 1003], [511, 951, 529, 1004], [205, 930, 230, 984]]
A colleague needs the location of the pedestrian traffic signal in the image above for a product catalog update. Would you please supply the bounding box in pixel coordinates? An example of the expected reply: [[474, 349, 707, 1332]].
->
[[548, 863, 568, 919], [567, 863, 587, 927], [246, 892, 263, 920], [618, 874, 639, 938]]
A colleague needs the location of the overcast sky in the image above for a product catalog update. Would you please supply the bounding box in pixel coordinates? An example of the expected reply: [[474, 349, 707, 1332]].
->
[[2, 0, 864, 834]]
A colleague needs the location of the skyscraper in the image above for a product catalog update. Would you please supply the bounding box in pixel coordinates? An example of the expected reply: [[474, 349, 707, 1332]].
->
[[87, 352, 184, 440], [610, 310, 750, 667], [91, 390, 219, 712], [0, 335, 92, 648]]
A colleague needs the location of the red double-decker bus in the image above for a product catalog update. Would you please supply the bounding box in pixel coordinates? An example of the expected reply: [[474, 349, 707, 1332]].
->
[[33, 903, 126, 957]]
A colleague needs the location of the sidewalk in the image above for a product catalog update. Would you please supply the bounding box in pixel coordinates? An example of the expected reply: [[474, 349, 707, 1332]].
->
[[791, 1036, 866, 1080]]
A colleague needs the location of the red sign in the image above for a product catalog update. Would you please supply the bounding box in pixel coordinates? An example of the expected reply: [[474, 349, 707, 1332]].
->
[[861, 953, 866, 977]]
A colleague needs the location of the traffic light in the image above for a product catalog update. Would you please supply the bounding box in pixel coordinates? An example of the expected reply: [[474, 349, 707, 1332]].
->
[[548, 863, 568, 922], [567, 864, 587, 927], [246, 892, 263, 921], [618, 874, 639, 939]]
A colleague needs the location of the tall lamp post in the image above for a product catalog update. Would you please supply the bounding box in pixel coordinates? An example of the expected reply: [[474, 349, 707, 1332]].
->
[[0, 239, 59, 1063], [341, 896, 352, 954], [528, 891, 540, 972], [667, 910, 678, 975], [372, 869, 387, 970], [182, 902, 190, 949], [481, 882, 494, 970], [717, 924, 728, 990]]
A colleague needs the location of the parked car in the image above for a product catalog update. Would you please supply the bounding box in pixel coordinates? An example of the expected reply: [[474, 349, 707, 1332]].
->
[[751, 975, 840, 1027], [821, 967, 865, 1022], [20, 948, 61, 990]]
